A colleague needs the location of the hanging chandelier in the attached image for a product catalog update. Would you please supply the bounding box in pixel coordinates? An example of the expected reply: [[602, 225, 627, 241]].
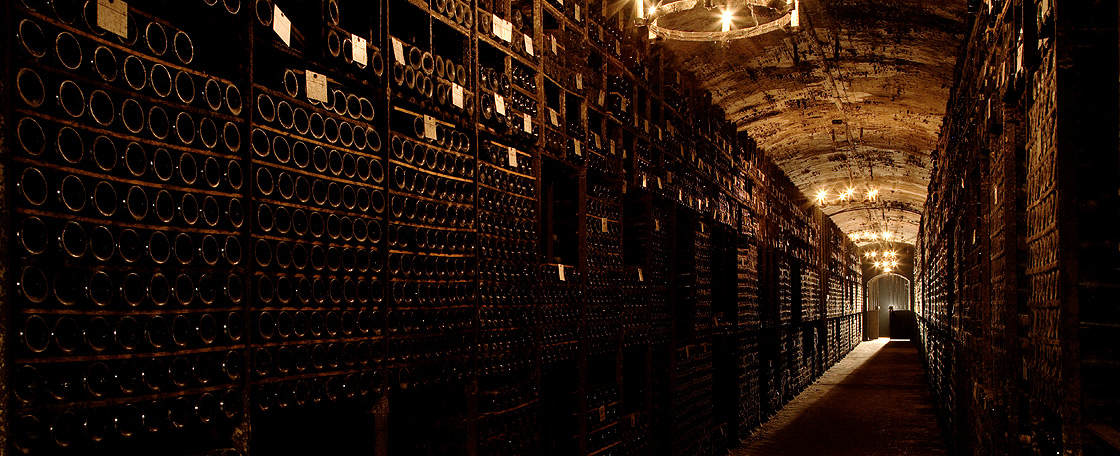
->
[[641, 0, 799, 41]]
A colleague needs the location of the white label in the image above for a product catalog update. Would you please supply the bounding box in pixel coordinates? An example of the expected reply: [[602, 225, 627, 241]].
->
[[638, 268, 644, 281], [392, 38, 405, 63], [97, 0, 129, 38], [558, 264, 566, 281], [305, 71, 329, 102], [452, 83, 464, 108], [524, 34, 535, 55], [273, 5, 292, 46], [549, 109, 560, 126], [493, 16, 513, 42], [508, 147, 519, 167], [551, 35, 558, 54], [575, 4, 581, 20], [495, 94, 506, 115], [522, 113, 532, 132], [423, 115, 437, 140], [352, 34, 368, 67], [600, 218, 608, 232], [576, 74, 583, 89], [573, 139, 582, 156]]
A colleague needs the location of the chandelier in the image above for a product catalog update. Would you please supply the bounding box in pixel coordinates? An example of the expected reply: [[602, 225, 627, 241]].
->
[[641, 0, 799, 41]]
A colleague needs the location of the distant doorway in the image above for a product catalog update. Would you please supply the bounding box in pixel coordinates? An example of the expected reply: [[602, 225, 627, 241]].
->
[[867, 274, 911, 339]]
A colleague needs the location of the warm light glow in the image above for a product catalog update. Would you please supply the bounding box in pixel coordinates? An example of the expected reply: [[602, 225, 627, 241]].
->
[[721, 9, 734, 32], [866, 188, 879, 200], [638, 0, 646, 18], [815, 189, 828, 203]]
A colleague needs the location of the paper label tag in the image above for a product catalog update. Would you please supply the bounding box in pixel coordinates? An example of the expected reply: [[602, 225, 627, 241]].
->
[[423, 115, 437, 139], [508, 147, 518, 167], [452, 83, 464, 108], [615, 39, 621, 53], [594, 134, 601, 149], [644, 119, 649, 132], [575, 4, 581, 20], [493, 16, 512, 42], [573, 139, 581, 156], [600, 218, 608, 232], [522, 113, 532, 132], [305, 70, 328, 102], [609, 140, 615, 155], [273, 5, 291, 46], [658, 127, 663, 140], [576, 74, 583, 89], [598, 90, 605, 106], [495, 94, 506, 115], [551, 35, 558, 54], [641, 175, 647, 188], [97, 0, 129, 38], [599, 406, 606, 421], [638, 268, 644, 281], [654, 219, 660, 231], [392, 38, 405, 63], [700, 222, 705, 232], [558, 264, 566, 281], [656, 176, 663, 188], [524, 34, 535, 55], [352, 34, 368, 66], [549, 109, 560, 126]]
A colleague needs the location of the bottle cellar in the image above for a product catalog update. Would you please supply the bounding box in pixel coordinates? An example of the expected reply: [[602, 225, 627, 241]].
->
[[2, 0, 867, 454]]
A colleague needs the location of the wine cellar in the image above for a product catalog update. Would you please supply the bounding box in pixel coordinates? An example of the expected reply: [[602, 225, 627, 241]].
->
[[1, 0, 869, 454]]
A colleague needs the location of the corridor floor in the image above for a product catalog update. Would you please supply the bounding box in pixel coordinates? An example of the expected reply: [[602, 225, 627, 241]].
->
[[732, 338, 948, 456]]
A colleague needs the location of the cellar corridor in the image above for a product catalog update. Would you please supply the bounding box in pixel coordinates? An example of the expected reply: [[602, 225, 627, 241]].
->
[[4, 0, 1120, 455], [732, 338, 946, 456]]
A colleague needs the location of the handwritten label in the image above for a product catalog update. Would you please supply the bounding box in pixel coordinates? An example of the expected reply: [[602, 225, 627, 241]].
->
[[352, 34, 368, 66], [524, 34, 535, 55], [493, 16, 513, 42], [273, 5, 291, 46], [452, 83, 464, 108], [508, 147, 519, 167], [97, 0, 129, 38], [522, 113, 532, 132], [558, 264, 566, 281], [495, 94, 506, 115], [600, 218, 608, 232], [392, 38, 405, 63], [305, 70, 328, 102], [423, 115, 437, 140]]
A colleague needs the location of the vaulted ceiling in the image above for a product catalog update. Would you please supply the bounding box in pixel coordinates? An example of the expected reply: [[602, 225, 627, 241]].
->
[[657, 0, 966, 245]]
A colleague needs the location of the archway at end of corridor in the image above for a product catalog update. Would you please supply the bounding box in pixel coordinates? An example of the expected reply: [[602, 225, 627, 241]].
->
[[865, 273, 913, 340]]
